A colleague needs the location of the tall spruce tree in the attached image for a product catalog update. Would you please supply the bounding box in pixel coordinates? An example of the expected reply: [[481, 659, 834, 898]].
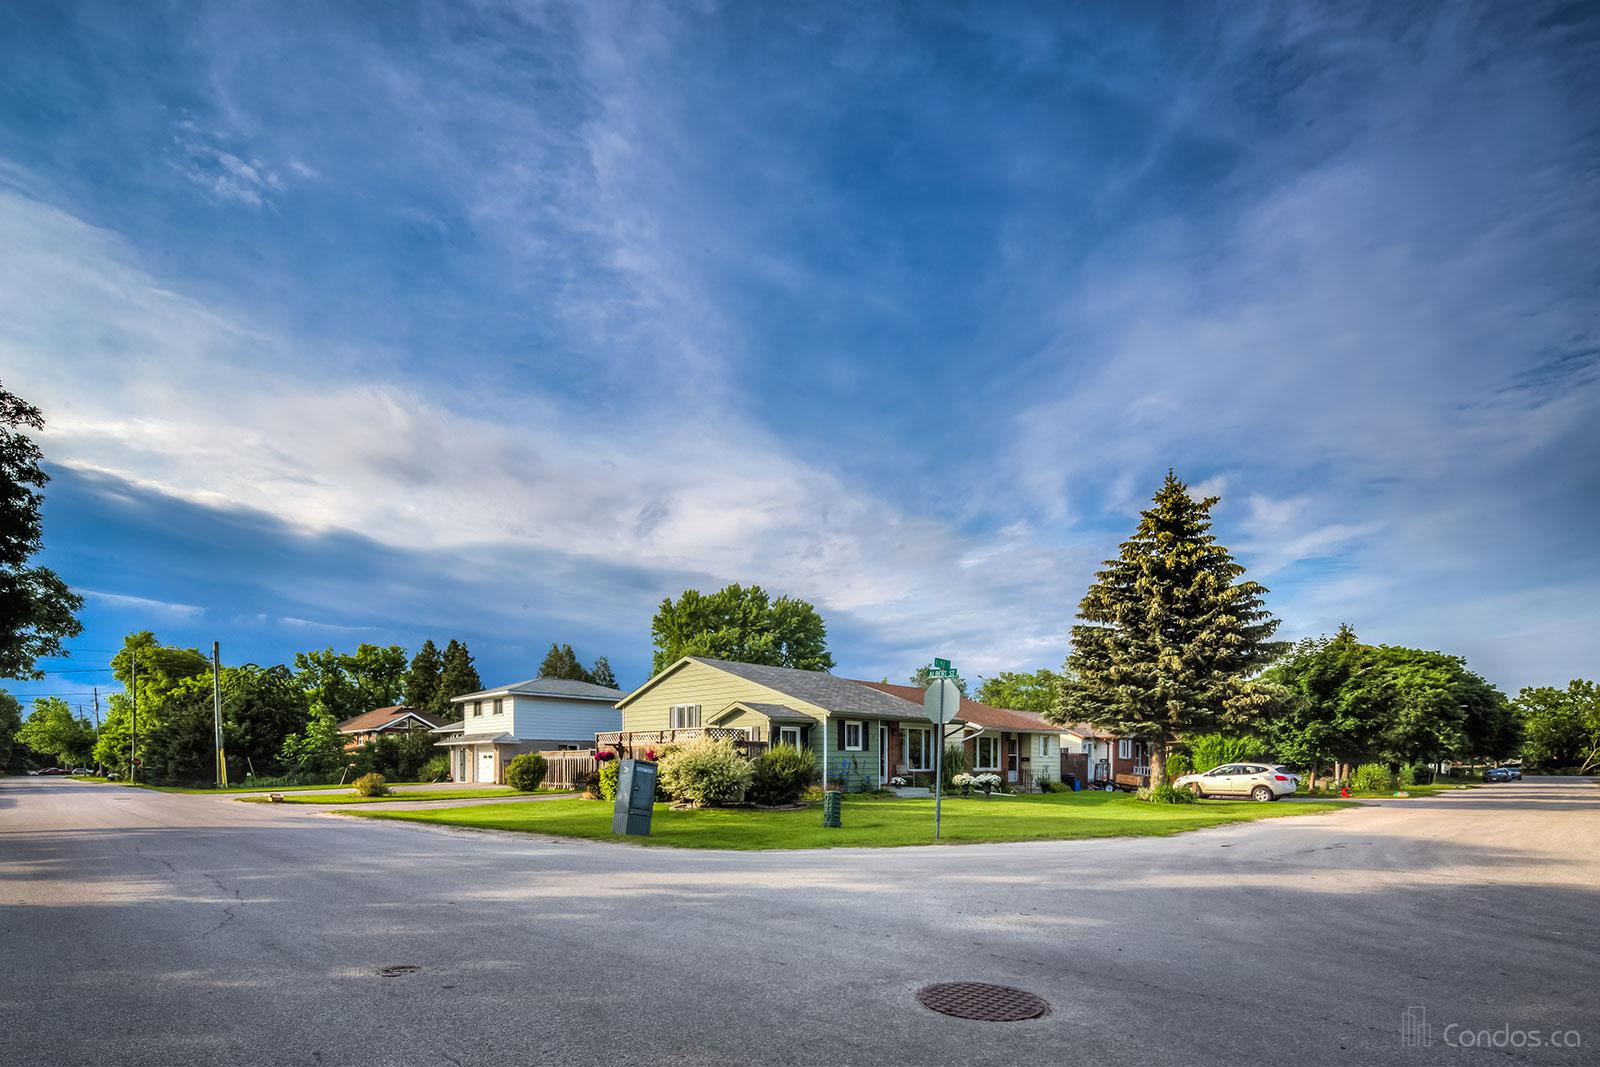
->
[[588, 656, 618, 689], [1054, 472, 1283, 786], [433, 639, 482, 721], [404, 639, 444, 710]]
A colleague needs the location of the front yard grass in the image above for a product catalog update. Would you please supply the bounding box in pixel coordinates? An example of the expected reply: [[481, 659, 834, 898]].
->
[[239, 787, 568, 804], [345, 789, 1355, 850]]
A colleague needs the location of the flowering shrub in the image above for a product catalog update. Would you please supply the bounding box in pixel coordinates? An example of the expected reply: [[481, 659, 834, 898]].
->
[[594, 750, 617, 763], [888, 776, 909, 787], [642, 748, 658, 761], [353, 772, 388, 797], [950, 773, 975, 787], [657, 737, 753, 807]]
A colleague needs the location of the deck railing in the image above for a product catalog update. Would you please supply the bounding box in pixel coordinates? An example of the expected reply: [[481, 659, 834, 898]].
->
[[595, 729, 766, 760]]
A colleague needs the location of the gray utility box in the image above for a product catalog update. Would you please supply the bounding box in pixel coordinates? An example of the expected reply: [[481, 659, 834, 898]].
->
[[612, 759, 657, 837]]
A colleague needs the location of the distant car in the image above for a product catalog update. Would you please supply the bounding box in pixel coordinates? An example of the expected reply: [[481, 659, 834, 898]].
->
[[1484, 766, 1512, 782], [1173, 763, 1298, 801], [25, 769, 41, 776], [1504, 765, 1522, 780], [39, 767, 70, 776], [70, 767, 93, 776]]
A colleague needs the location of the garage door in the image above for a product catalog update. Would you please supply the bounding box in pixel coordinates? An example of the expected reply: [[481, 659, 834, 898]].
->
[[478, 750, 496, 784]]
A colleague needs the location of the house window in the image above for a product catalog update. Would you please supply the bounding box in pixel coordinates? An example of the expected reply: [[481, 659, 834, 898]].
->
[[904, 727, 933, 771], [669, 704, 702, 729], [975, 735, 1000, 770], [472, 701, 482, 717], [1117, 739, 1131, 759], [843, 721, 864, 751], [779, 726, 803, 749], [747, 726, 763, 742], [1038, 735, 1053, 758], [492, 698, 503, 715]]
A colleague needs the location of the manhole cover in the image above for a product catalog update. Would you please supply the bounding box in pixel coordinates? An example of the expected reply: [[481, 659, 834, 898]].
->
[[915, 982, 1050, 1022], [376, 964, 420, 977]]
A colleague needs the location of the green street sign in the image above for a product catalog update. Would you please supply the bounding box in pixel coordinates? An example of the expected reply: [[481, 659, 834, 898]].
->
[[933, 657, 951, 670]]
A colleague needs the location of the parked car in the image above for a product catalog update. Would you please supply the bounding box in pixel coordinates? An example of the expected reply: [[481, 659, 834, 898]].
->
[[1173, 763, 1298, 801], [38, 767, 70, 776], [70, 767, 94, 776], [1504, 765, 1522, 780], [1484, 766, 1512, 782]]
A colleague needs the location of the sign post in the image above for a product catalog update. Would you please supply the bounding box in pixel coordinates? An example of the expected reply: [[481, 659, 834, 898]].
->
[[923, 662, 960, 841]]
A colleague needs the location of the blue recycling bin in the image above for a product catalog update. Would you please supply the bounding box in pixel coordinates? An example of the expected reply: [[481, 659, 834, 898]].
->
[[1070, 777, 1082, 792]]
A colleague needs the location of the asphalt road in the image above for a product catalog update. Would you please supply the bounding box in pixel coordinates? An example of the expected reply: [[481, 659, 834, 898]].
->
[[2, 777, 1596, 1067]]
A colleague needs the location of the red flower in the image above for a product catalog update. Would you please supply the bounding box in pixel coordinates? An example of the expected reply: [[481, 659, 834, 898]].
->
[[595, 750, 617, 763], [643, 748, 657, 761]]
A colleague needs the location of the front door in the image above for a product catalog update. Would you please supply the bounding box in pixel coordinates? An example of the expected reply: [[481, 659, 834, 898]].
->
[[880, 726, 889, 781], [478, 749, 496, 784], [1006, 735, 1019, 781]]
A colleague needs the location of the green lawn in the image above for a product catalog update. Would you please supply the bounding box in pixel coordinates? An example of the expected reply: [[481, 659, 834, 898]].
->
[[239, 787, 568, 804], [345, 790, 1355, 850]]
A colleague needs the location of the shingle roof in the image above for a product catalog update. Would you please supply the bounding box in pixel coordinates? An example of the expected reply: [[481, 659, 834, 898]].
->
[[689, 658, 945, 721], [713, 701, 817, 725], [336, 706, 448, 733], [453, 676, 625, 703], [853, 682, 1058, 733]]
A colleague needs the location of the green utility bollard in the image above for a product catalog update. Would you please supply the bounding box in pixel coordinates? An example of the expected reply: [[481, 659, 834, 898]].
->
[[822, 789, 842, 828]]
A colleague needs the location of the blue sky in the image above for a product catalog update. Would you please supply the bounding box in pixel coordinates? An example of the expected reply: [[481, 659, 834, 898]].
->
[[3, 1, 1596, 712]]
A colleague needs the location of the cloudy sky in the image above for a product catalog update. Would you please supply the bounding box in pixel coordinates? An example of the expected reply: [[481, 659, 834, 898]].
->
[[3, 1, 1596, 709]]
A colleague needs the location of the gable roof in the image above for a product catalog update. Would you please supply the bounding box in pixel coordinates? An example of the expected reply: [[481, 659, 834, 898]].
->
[[452, 676, 625, 703], [618, 657, 948, 721], [710, 701, 817, 725], [336, 706, 448, 733], [853, 681, 1057, 733]]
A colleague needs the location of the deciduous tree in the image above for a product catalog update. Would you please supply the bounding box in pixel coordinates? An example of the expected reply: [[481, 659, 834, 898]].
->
[[975, 669, 1061, 712], [0, 383, 83, 679], [15, 696, 95, 767], [1514, 680, 1598, 771], [650, 584, 833, 675]]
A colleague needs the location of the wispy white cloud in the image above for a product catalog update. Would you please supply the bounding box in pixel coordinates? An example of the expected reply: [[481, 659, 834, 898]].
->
[[81, 589, 204, 618]]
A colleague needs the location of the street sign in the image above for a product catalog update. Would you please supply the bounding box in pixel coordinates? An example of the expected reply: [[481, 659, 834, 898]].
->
[[926, 657, 960, 680], [924, 679, 961, 724]]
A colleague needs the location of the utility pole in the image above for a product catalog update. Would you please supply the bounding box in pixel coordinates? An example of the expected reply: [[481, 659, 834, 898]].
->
[[128, 650, 138, 784], [212, 641, 228, 788], [92, 687, 101, 727]]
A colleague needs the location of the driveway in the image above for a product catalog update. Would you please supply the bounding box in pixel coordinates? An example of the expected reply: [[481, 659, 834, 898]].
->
[[1, 775, 1595, 1066]]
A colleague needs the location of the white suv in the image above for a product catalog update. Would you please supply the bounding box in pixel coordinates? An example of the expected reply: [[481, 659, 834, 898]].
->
[[1173, 763, 1298, 801]]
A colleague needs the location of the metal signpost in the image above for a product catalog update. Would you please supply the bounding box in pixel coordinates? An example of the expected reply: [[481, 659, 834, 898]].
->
[[924, 659, 960, 840]]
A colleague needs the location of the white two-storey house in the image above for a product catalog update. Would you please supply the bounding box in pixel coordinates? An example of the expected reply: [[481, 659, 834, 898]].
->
[[432, 677, 623, 784]]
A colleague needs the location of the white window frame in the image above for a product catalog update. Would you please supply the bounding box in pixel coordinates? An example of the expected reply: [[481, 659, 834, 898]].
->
[[1038, 735, 1053, 758], [669, 704, 702, 730], [975, 735, 1000, 770], [843, 720, 865, 752], [1117, 739, 1132, 759], [904, 727, 933, 771], [778, 725, 803, 749]]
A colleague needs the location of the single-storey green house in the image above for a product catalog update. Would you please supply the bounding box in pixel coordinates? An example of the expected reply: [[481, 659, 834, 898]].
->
[[604, 656, 965, 789]]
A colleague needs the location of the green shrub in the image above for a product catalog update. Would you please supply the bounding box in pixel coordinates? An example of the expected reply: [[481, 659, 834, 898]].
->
[[1352, 763, 1394, 793], [505, 752, 548, 792], [748, 743, 818, 806], [658, 738, 753, 807], [599, 759, 622, 801], [419, 754, 450, 782], [1165, 752, 1193, 780], [1140, 783, 1197, 804], [1400, 763, 1433, 786], [353, 772, 388, 797], [1187, 733, 1266, 773]]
